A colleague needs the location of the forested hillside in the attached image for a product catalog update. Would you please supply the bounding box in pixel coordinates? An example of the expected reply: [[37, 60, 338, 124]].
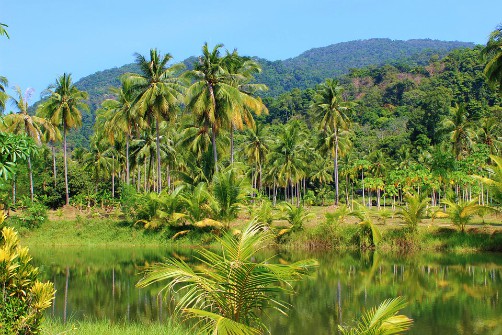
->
[[54, 38, 472, 147]]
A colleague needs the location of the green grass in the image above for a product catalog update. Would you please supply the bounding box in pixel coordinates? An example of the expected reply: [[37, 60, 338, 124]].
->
[[42, 319, 188, 335]]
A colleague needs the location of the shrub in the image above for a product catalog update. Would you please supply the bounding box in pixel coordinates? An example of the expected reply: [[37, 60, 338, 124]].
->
[[0, 227, 55, 334], [19, 202, 48, 229]]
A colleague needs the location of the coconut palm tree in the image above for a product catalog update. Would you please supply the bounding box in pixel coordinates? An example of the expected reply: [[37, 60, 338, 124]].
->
[[137, 221, 318, 334], [481, 25, 502, 93], [440, 103, 475, 160], [3, 87, 56, 201], [126, 49, 185, 193], [441, 198, 494, 232], [37, 73, 89, 205], [397, 193, 430, 232], [221, 50, 268, 164], [311, 79, 355, 205], [477, 117, 502, 155], [242, 124, 270, 191], [185, 43, 245, 173], [101, 77, 142, 185]]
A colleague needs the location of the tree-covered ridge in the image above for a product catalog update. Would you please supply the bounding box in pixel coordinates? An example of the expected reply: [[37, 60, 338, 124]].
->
[[49, 39, 472, 147], [256, 38, 474, 96]]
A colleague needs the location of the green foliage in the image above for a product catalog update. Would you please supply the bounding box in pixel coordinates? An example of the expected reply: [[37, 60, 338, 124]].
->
[[136, 222, 318, 334], [397, 193, 430, 232], [18, 202, 48, 229], [0, 227, 55, 334], [211, 167, 250, 223], [441, 198, 495, 232], [338, 296, 412, 335]]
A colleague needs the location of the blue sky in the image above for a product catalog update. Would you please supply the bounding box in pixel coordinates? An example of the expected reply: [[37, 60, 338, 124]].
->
[[1, 0, 501, 104]]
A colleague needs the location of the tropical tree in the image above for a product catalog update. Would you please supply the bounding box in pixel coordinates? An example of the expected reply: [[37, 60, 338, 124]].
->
[[311, 79, 354, 205], [3, 87, 56, 201], [481, 24, 502, 93], [37, 73, 89, 205], [440, 103, 475, 160], [211, 167, 250, 224], [221, 50, 268, 164], [0, 76, 7, 113], [338, 297, 412, 335], [441, 198, 494, 232], [473, 155, 502, 205], [101, 77, 142, 185], [136, 222, 318, 334], [185, 43, 244, 173], [126, 49, 185, 193], [397, 193, 430, 232], [242, 124, 270, 191]]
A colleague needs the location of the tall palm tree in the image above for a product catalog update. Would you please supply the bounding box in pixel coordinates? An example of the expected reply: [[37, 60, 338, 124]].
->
[[440, 103, 475, 160], [3, 87, 56, 201], [481, 25, 502, 93], [37, 73, 89, 205], [185, 43, 244, 173], [311, 79, 354, 205], [101, 77, 142, 185], [126, 49, 185, 193], [477, 116, 501, 155], [242, 123, 270, 191], [222, 50, 268, 164]]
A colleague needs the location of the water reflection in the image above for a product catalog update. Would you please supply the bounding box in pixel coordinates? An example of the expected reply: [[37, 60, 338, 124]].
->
[[31, 248, 502, 335]]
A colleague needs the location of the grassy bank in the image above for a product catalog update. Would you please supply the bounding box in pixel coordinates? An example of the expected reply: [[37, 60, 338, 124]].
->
[[42, 319, 187, 335], [7, 205, 502, 253]]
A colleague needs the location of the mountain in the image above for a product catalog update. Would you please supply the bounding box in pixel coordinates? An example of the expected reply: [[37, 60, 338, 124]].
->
[[49, 38, 474, 147]]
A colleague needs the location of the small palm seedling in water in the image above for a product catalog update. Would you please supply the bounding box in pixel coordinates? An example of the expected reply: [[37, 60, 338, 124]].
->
[[338, 296, 412, 335], [136, 221, 318, 334]]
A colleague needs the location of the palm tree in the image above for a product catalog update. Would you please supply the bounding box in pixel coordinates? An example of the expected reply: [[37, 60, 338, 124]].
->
[[397, 193, 430, 232], [0, 76, 8, 113], [185, 43, 244, 173], [242, 124, 270, 191], [269, 121, 308, 205], [481, 24, 502, 93], [221, 50, 268, 164], [37, 73, 88, 206], [126, 49, 185, 193], [211, 167, 250, 224], [440, 103, 475, 160], [441, 198, 493, 232], [473, 155, 502, 205], [477, 117, 501, 155], [338, 297, 412, 335], [311, 79, 354, 205], [137, 222, 318, 334], [3, 87, 56, 201], [101, 77, 142, 185]]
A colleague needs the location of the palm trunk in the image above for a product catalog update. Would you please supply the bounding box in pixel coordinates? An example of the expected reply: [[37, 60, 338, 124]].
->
[[12, 174, 16, 205], [361, 169, 365, 207], [334, 130, 339, 206], [126, 134, 130, 185], [112, 154, 115, 198], [230, 124, 234, 165], [211, 128, 218, 173], [155, 118, 162, 193], [63, 123, 69, 206], [27, 155, 34, 202], [52, 145, 57, 188], [208, 83, 218, 173]]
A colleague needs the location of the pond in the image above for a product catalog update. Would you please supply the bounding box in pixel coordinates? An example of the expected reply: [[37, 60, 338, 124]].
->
[[31, 247, 502, 334]]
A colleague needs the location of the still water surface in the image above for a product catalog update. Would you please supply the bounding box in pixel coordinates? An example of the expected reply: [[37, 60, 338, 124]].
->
[[31, 247, 501, 334]]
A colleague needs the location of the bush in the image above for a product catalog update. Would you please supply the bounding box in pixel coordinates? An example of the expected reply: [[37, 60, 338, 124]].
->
[[0, 227, 55, 334], [19, 202, 48, 229]]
